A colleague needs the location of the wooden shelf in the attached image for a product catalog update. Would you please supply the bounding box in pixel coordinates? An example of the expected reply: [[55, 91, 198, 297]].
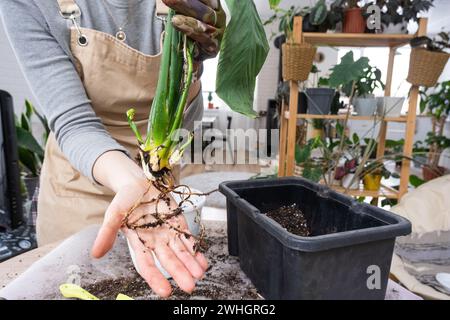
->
[[304, 32, 414, 48], [329, 184, 399, 199], [292, 113, 407, 123]]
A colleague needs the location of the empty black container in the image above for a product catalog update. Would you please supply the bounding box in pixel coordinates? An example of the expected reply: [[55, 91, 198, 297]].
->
[[219, 177, 411, 300]]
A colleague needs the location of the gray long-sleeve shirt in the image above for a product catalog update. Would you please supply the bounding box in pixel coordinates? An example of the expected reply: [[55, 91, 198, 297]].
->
[[0, 0, 202, 181]]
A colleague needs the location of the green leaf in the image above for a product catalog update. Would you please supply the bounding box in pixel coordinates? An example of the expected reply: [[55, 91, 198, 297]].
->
[[409, 175, 425, 188], [310, 0, 327, 25], [295, 144, 311, 164], [25, 99, 34, 119], [352, 133, 360, 145], [302, 164, 322, 183], [21, 113, 31, 132], [18, 148, 39, 176], [216, 0, 269, 118], [328, 52, 370, 90], [16, 126, 44, 157], [269, 0, 282, 10]]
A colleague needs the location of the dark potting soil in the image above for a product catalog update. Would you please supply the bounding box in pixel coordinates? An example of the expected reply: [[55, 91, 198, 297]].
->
[[265, 204, 311, 237], [83, 233, 261, 300]]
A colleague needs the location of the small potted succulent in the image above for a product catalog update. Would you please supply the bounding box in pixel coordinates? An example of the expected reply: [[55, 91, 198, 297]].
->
[[408, 31, 450, 87], [373, 0, 434, 34], [419, 81, 450, 180]]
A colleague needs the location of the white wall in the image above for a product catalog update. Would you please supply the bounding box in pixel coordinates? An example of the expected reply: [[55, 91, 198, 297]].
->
[[0, 20, 37, 115]]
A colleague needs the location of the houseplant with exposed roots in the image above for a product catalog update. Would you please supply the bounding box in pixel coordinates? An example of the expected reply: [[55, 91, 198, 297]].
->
[[118, 0, 269, 294]]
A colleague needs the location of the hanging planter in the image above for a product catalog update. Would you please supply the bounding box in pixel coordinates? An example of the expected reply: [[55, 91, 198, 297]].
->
[[407, 33, 450, 87], [282, 42, 317, 82], [407, 49, 449, 87]]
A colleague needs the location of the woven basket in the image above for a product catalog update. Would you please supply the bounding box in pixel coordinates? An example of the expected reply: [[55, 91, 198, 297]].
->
[[407, 49, 449, 87], [282, 43, 317, 82]]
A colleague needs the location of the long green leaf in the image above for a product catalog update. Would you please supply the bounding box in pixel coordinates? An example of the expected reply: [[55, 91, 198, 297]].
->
[[18, 148, 39, 176], [216, 0, 269, 118], [16, 126, 44, 156], [146, 10, 175, 147]]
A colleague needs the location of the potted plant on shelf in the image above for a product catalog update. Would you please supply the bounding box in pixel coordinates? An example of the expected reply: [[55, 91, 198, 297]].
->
[[305, 77, 336, 115], [266, 2, 318, 82], [372, 0, 434, 34], [341, 133, 362, 190], [362, 161, 391, 191], [294, 138, 325, 183], [266, 0, 337, 34], [408, 31, 450, 87], [315, 51, 371, 116], [15, 100, 50, 200], [331, 0, 366, 33], [420, 80, 450, 180], [351, 65, 385, 116], [412, 140, 429, 168]]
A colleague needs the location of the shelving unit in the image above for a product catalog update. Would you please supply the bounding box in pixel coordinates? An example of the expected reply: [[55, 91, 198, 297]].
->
[[278, 17, 429, 200]]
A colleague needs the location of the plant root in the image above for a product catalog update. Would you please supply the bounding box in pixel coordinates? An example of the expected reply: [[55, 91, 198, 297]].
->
[[122, 170, 217, 254]]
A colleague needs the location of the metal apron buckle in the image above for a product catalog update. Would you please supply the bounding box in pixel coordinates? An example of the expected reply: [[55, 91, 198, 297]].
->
[[59, 1, 88, 47]]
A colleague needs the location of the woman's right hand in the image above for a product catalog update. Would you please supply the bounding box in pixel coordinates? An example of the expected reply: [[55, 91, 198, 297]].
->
[[91, 151, 208, 297]]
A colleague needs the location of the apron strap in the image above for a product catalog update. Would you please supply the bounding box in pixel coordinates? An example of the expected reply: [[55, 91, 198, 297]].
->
[[56, 0, 88, 46], [57, 0, 81, 19]]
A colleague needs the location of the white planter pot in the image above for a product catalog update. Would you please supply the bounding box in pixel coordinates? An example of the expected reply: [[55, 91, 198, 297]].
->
[[382, 22, 408, 34], [376, 97, 405, 117], [127, 186, 206, 278], [353, 97, 378, 116], [342, 173, 359, 190]]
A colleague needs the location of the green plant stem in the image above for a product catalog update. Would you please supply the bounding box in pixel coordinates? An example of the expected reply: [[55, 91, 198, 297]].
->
[[145, 10, 175, 149], [164, 39, 195, 155]]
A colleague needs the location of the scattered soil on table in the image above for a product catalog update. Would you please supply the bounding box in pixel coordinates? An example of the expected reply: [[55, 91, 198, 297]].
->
[[83, 233, 261, 300], [266, 204, 311, 237]]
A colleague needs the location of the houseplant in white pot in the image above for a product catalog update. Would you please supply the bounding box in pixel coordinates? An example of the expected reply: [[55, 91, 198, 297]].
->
[[351, 65, 385, 116]]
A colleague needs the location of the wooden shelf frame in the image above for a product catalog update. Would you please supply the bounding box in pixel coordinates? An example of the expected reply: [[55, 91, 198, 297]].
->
[[278, 17, 428, 200], [288, 112, 407, 123], [303, 32, 415, 48]]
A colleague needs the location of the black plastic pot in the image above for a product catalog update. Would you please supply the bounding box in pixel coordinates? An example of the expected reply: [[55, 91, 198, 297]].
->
[[219, 177, 411, 300], [298, 92, 308, 114], [306, 88, 335, 115]]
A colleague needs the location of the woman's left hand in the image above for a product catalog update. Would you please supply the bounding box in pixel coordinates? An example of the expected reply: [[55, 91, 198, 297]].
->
[[162, 0, 226, 61]]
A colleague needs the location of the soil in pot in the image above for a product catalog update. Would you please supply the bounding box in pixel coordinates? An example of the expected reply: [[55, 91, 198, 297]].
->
[[343, 8, 366, 33], [265, 204, 311, 237]]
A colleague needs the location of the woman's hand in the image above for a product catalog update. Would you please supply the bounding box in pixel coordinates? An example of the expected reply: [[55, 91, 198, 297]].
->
[[162, 0, 226, 61], [91, 151, 208, 297]]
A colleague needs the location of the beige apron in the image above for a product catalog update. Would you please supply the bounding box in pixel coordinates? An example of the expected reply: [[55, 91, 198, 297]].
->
[[37, 0, 165, 245]]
